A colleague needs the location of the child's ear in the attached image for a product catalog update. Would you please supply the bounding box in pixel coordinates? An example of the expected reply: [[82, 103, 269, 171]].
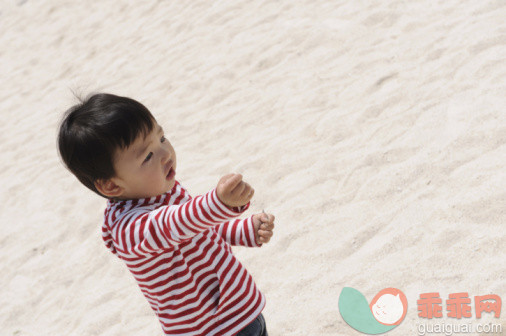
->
[[94, 178, 124, 198]]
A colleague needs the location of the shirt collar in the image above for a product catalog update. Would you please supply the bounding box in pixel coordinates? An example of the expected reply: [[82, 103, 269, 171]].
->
[[106, 180, 179, 209]]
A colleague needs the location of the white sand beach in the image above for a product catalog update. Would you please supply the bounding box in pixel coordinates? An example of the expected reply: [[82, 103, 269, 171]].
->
[[0, 0, 505, 335]]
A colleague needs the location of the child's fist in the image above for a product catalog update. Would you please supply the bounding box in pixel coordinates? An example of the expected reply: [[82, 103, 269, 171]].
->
[[252, 211, 275, 245], [216, 173, 254, 208]]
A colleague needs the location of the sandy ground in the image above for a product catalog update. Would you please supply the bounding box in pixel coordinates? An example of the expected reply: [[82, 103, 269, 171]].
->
[[0, 0, 505, 335]]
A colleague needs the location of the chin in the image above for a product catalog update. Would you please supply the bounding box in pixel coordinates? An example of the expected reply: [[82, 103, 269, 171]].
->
[[167, 179, 176, 190]]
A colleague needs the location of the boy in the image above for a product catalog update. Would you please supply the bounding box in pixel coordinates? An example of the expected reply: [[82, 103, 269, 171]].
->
[[57, 93, 275, 336]]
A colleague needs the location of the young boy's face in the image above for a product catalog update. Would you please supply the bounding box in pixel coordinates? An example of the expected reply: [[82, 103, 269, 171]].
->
[[108, 122, 177, 200]]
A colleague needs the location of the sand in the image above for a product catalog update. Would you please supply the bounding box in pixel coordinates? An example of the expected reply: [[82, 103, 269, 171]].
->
[[0, 0, 505, 335]]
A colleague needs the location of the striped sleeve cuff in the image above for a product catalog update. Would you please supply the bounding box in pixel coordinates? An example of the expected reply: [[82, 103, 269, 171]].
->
[[211, 188, 250, 216], [243, 215, 262, 248]]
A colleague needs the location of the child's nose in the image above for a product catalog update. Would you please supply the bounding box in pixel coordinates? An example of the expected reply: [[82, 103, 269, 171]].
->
[[160, 147, 171, 163]]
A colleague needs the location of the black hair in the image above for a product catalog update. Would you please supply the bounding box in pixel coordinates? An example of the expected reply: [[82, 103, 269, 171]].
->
[[57, 93, 155, 197]]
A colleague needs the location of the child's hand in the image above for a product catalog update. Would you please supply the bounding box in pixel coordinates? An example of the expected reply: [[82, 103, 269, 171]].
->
[[252, 211, 275, 245], [216, 173, 254, 208]]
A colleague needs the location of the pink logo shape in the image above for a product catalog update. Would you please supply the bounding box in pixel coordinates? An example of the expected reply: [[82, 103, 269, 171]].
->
[[369, 288, 408, 326]]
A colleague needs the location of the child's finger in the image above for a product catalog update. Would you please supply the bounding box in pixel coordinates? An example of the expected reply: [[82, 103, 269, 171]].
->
[[260, 223, 274, 230], [247, 188, 255, 199], [224, 174, 243, 192], [261, 213, 275, 223], [258, 230, 273, 238], [259, 236, 270, 244], [261, 211, 268, 222], [231, 180, 246, 195], [239, 183, 252, 197]]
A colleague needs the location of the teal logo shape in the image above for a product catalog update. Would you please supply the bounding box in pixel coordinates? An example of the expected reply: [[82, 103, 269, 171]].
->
[[339, 287, 408, 334]]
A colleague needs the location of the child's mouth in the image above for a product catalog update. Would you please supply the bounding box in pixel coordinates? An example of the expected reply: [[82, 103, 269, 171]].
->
[[166, 167, 176, 180]]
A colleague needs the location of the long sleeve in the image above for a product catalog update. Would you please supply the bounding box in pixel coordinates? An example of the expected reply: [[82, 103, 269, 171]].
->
[[111, 188, 248, 257], [101, 181, 267, 335], [213, 215, 262, 248]]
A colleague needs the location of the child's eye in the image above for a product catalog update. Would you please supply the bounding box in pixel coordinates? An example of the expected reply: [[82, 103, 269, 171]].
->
[[161, 135, 166, 143], [144, 152, 153, 163]]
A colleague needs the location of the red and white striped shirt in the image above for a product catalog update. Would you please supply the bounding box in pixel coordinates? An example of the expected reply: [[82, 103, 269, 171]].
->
[[101, 180, 266, 335]]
